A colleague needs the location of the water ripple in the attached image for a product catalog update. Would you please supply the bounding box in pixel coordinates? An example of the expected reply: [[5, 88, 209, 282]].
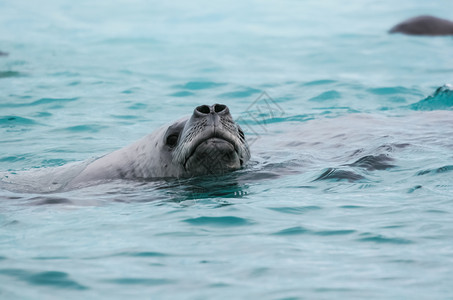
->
[[111, 115, 139, 120], [309, 90, 341, 102], [173, 81, 226, 90], [417, 165, 453, 176], [273, 226, 310, 235], [105, 277, 175, 285], [267, 206, 322, 215], [0, 116, 39, 126], [169, 91, 195, 97], [346, 154, 395, 171], [367, 86, 422, 96], [273, 227, 356, 236], [218, 87, 261, 99], [30, 196, 73, 205], [121, 87, 141, 94], [357, 234, 413, 245], [314, 168, 365, 182], [33, 256, 69, 260], [0, 71, 21, 78], [302, 79, 337, 86], [58, 124, 106, 133], [127, 103, 147, 110], [183, 216, 253, 227], [116, 251, 169, 257], [317, 229, 357, 236], [0, 269, 88, 290], [0, 97, 79, 108]]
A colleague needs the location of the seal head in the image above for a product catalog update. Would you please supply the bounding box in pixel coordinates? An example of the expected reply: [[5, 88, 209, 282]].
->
[[170, 104, 250, 176]]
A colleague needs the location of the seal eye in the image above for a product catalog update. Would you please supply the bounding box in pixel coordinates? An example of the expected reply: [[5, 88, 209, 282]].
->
[[166, 134, 179, 148]]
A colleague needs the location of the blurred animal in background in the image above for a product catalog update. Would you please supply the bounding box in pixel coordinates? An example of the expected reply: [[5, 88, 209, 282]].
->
[[389, 15, 453, 36]]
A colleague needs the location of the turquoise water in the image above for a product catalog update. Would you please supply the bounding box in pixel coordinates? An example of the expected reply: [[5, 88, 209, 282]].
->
[[1, 0, 453, 298]]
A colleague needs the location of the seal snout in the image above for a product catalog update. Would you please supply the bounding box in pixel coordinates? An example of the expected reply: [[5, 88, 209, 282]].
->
[[193, 104, 231, 127], [185, 129, 238, 164], [194, 104, 229, 117]]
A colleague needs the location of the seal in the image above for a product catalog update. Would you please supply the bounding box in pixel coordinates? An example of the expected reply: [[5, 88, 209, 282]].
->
[[67, 104, 250, 188], [389, 15, 453, 36]]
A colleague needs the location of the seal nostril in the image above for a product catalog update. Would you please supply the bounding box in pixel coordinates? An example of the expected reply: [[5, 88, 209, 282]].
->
[[196, 105, 210, 114], [214, 104, 227, 113]]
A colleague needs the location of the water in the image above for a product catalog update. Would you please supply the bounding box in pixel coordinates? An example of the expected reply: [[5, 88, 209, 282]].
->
[[1, 0, 453, 298]]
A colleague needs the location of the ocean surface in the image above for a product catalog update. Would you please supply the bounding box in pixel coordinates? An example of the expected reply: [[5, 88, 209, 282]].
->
[[1, 0, 453, 299]]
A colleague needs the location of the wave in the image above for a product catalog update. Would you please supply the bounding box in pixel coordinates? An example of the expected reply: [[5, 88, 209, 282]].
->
[[409, 84, 453, 111]]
